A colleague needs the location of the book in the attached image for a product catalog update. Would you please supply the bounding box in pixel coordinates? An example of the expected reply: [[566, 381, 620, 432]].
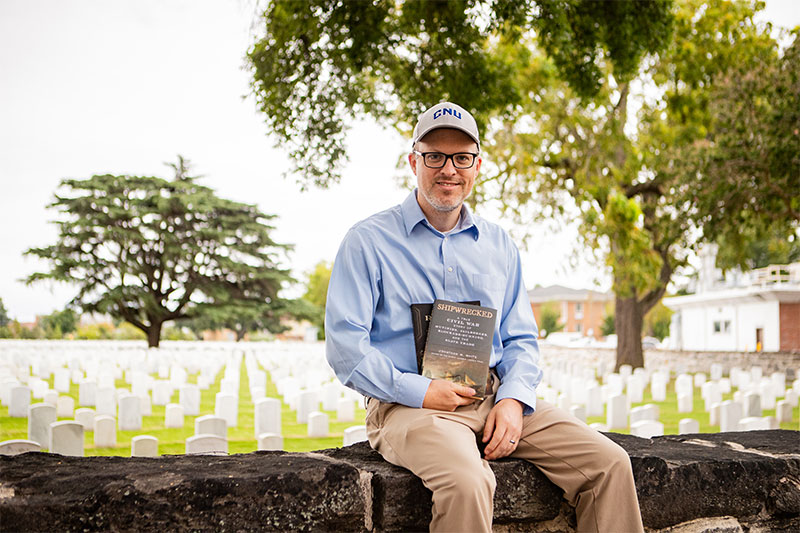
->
[[420, 299, 497, 399], [411, 300, 479, 374]]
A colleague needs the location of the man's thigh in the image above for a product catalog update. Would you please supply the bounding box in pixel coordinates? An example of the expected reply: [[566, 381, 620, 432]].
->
[[367, 401, 490, 482]]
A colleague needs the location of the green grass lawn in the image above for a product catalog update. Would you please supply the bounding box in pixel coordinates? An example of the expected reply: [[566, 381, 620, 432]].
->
[[1, 366, 796, 456], [0, 359, 366, 456]]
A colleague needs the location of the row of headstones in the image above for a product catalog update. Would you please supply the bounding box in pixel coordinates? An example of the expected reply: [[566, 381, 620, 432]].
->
[[538, 363, 799, 434], [1, 410, 369, 457]]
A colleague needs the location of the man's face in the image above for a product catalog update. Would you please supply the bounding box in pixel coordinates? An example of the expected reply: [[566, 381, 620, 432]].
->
[[409, 128, 481, 214]]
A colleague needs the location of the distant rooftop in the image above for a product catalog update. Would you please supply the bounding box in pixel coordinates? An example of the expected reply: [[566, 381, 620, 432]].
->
[[527, 284, 612, 303]]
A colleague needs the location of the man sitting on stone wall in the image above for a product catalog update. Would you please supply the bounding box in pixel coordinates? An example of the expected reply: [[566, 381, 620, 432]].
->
[[325, 101, 643, 532]]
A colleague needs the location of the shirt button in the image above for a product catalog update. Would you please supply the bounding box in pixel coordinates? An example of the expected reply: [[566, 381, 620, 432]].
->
[[447, 267, 453, 272]]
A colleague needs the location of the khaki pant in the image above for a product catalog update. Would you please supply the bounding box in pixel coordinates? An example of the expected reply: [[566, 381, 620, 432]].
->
[[366, 378, 643, 533]]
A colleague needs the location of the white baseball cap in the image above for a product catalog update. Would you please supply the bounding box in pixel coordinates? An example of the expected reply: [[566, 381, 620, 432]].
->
[[412, 102, 480, 149]]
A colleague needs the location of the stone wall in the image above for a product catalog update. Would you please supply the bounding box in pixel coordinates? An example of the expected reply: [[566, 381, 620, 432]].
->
[[541, 346, 800, 378], [2, 430, 798, 532]]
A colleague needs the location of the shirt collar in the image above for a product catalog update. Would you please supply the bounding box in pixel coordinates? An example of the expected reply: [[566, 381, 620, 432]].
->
[[401, 189, 480, 240]]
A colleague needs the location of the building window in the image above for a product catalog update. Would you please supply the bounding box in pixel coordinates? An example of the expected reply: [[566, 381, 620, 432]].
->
[[575, 302, 584, 319], [576, 323, 583, 334], [713, 320, 731, 334]]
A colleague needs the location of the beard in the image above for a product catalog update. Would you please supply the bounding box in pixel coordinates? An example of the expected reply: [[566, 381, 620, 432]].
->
[[419, 181, 465, 213]]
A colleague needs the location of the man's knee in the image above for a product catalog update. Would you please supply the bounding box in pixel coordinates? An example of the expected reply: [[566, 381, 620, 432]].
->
[[434, 463, 496, 502]]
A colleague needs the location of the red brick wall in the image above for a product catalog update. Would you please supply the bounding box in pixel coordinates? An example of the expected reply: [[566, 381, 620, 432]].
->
[[779, 303, 800, 351]]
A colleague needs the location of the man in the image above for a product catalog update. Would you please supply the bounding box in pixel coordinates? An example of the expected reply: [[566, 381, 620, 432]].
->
[[326, 101, 643, 532]]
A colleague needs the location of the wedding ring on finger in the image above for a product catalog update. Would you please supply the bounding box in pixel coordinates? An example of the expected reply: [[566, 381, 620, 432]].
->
[[509, 439, 516, 445]]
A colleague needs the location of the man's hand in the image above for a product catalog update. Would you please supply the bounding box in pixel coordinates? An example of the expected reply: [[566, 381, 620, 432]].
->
[[422, 379, 477, 411], [482, 398, 523, 460]]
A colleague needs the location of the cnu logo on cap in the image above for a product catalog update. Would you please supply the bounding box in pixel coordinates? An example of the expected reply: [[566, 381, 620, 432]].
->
[[433, 108, 462, 120]]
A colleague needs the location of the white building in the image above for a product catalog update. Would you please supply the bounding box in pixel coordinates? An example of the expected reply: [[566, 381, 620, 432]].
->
[[664, 247, 800, 352]]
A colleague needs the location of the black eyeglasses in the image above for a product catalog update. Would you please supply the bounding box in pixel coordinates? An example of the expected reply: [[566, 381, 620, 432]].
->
[[412, 151, 479, 169]]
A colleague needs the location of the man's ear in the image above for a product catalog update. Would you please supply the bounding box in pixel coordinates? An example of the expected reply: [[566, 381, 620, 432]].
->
[[408, 152, 418, 175], [475, 156, 482, 174]]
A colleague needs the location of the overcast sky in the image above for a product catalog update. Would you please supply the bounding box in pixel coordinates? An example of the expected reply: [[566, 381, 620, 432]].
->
[[1, 1, 798, 322]]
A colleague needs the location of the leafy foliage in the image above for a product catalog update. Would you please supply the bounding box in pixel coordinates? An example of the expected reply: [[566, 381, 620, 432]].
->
[[537, 301, 564, 338], [0, 298, 8, 328], [247, 0, 673, 187], [686, 35, 800, 269], [25, 157, 297, 347], [644, 302, 673, 341], [302, 261, 332, 340]]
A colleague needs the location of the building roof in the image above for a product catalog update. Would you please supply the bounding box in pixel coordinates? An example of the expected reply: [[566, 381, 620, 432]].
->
[[527, 284, 613, 303], [664, 285, 800, 308]]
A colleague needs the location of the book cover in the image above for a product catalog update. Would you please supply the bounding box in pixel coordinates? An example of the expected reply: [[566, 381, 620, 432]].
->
[[411, 300, 479, 373], [420, 299, 497, 399]]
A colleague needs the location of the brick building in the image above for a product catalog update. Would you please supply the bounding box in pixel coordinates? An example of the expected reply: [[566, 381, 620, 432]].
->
[[528, 285, 613, 339]]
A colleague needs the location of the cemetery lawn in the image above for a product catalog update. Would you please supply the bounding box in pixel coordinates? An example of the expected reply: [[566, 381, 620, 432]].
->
[[2, 365, 796, 456], [0, 360, 367, 456]]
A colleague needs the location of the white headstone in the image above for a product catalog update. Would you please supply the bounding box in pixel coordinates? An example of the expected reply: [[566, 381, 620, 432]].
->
[[94, 415, 117, 448], [709, 402, 721, 426], [650, 375, 667, 402], [152, 381, 172, 406], [710, 364, 723, 381], [589, 422, 609, 432], [297, 390, 319, 424], [702, 382, 722, 412], [720, 400, 743, 432], [9, 385, 31, 417], [627, 375, 644, 404], [179, 385, 200, 416], [165, 403, 184, 428], [140, 393, 152, 416], [322, 382, 341, 411], [570, 405, 587, 423], [95, 387, 117, 416], [738, 416, 770, 431], [677, 393, 693, 413], [630, 420, 664, 439], [131, 435, 158, 457], [28, 403, 57, 446], [0, 439, 41, 455], [118, 395, 142, 431], [195, 415, 227, 438], [585, 385, 604, 416], [759, 380, 777, 410], [56, 396, 75, 418], [186, 434, 227, 455], [785, 389, 798, 407], [693, 373, 707, 388], [43, 390, 59, 407], [254, 397, 281, 438], [78, 380, 97, 407], [74, 407, 96, 431], [49, 420, 84, 456], [308, 411, 329, 437], [606, 394, 628, 430], [557, 393, 571, 411], [257, 432, 283, 451], [54, 368, 70, 393], [337, 397, 355, 422], [679, 418, 700, 434], [215, 392, 238, 428], [744, 392, 762, 418], [343, 425, 368, 446], [776, 400, 793, 424]]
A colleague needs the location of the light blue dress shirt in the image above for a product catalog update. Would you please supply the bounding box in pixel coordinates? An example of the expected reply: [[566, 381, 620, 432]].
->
[[325, 190, 543, 414]]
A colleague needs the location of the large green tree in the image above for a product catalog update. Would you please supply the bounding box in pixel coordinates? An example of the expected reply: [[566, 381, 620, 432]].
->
[[26, 158, 296, 347], [0, 298, 9, 328]]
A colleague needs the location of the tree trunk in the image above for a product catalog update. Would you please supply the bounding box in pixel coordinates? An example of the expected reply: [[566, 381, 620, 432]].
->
[[615, 296, 644, 371], [146, 322, 163, 348], [235, 328, 246, 342]]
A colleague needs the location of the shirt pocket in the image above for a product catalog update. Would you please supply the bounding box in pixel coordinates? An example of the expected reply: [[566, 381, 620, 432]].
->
[[472, 273, 506, 292]]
